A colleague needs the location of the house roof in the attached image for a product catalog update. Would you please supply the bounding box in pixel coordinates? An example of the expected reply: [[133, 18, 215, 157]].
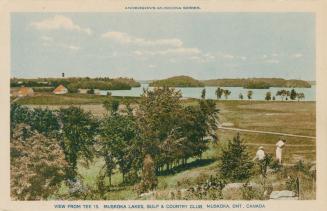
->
[[18, 87, 34, 95], [53, 84, 67, 93]]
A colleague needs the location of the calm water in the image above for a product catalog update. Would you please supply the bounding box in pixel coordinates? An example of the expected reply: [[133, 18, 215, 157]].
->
[[100, 84, 316, 101]]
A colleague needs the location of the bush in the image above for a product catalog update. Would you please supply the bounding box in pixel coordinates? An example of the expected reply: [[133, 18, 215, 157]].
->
[[219, 133, 254, 181], [270, 159, 283, 172], [285, 176, 299, 196]]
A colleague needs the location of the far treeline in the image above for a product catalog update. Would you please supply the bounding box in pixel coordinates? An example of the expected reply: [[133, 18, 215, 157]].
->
[[10, 77, 141, 91], [150, 76, 205, 87], [203, 78, 311, 88], [149, 75, 311, 89]]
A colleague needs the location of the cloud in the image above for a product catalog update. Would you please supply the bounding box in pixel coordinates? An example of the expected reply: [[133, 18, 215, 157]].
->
[[41, 36, 53, 42], [40, 36, 81, 51], [292, 53, 303, 58], [31, 15, 92, 35], [67, 45, 80, 51], [101, 31, 252, 65], [222, 54, 234, 59], [264, 59, 280, 64], [40, 36, 54, 47], [102, 31, 183, 48], [151, 47, 201, 56], [148, 64, 157, 68]]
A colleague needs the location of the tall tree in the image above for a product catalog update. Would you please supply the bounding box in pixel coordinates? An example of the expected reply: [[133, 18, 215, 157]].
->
[[215, 87, 224, 99], [99, 113, 141, 184], [290, 89, 297, 100], [247, 90, 253, 100], [137, 87, 183, 162], [265, 92, 272, 101], [276, 89, 288, 101], [296, 92, 305, 101], [58, 107, 98, 180], [223, 89, 231, 99], [201, 88, 206, 99]]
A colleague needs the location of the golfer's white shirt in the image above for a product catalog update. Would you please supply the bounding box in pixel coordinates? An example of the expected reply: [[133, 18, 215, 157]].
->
[[256, 149, 265, 160], [276, 140, 285, 161]]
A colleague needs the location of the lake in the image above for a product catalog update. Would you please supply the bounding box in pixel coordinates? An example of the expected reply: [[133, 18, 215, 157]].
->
[[100, 83, 316, 101]]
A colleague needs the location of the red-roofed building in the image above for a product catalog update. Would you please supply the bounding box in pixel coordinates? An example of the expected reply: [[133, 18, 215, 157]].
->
[[12, 87, 34, 97], [53, 85, 68, 95]]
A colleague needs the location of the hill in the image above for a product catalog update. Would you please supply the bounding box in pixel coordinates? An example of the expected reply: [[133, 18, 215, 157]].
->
[[202, 78, 311, 88], [149, 76, 204, 87]]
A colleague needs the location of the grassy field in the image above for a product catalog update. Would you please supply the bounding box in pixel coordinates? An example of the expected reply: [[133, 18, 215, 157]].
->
[[14, 93, 316, 199], [14, 93, 139, 105]]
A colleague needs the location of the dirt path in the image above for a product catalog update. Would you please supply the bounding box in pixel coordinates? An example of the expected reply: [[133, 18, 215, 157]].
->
[[218, 126, 316, 140]]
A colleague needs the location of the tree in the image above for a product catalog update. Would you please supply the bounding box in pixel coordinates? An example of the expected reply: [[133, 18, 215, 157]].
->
[[239, 93, 243, 100], [223, 89, 231, 99], [10, 104, 60, 138], [99, 113, 141, 184], [29, 108, 60, 137], [87, 88, 95, 94], [58, 107, 98, 180], [265, 92, 272, 101], [10, 103, 31, 137], [276, 89, 288, 101], [296, 92, 305, 101], [201, 88, 206, 99], [137, 87, 219, 173], [290, 89, 297, 100], [11, 124, 68, 200], [102, 98, 120, 114], [137, 87, 183, 161], [215, 87, 224, 99], [219, 133, 254, 181], [247, 90, 253, 100]]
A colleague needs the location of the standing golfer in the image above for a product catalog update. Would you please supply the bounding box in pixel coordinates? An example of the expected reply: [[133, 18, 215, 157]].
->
[[276, 139, 286, 164]]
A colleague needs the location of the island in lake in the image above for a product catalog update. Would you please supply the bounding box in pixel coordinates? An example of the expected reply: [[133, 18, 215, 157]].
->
[[149, 75, 311, 89]]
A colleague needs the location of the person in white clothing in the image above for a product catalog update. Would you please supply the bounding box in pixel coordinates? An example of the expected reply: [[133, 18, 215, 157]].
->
[[276, 139, 286, 164], [253, 146, 267, 177], [254, 146, 266, 161]]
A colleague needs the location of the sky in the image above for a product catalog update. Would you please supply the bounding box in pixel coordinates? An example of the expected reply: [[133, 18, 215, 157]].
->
[[11, 13, 315, 80]]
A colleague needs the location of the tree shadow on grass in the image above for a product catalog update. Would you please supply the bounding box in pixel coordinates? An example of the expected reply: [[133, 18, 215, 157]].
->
[[157, 159, 215, 176]]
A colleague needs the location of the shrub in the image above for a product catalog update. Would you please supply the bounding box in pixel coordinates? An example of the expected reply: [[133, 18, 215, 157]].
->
[[285, 176, 299, 196], [219, 133, 254, 181], [270, 159, 283, 172]]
